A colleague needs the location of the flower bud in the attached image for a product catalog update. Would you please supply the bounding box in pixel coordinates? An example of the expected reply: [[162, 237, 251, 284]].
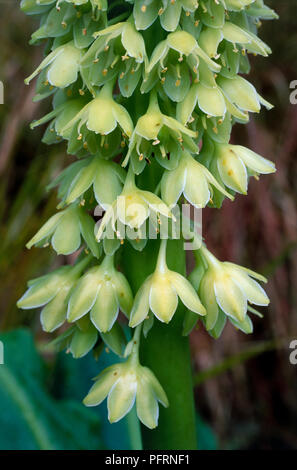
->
[[129, 240, 206, 327], [63, 157, 125, 209], [122, 92, 198, 171], [25, 42, 82, 88], [198, 245, 269, 333], [84, 339, 168, 428], [30, 3, 77, 42], [26, 204, 100, 258], [161, 150, 233, 209], [62, 81, 134, 138], [17, 256, 91, 332], [217, 75, 272, 114], [96, 167, 173, 241], [67, 255, 133, 333], [133, 0, 198, 32], [214, 143, 276, 194]]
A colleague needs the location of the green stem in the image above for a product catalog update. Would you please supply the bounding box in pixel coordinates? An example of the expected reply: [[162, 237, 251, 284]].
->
[[123, 238, 197, 450]]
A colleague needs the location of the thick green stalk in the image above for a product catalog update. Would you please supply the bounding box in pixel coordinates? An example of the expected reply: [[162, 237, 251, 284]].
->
[[122, 238, 197, 450]]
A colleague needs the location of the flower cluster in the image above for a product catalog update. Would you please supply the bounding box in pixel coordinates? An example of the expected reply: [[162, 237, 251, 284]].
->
[[19, 0, 277, 429]]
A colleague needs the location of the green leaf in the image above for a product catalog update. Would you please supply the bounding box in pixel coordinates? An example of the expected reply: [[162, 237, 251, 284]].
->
[[0, 329, 102, 450]]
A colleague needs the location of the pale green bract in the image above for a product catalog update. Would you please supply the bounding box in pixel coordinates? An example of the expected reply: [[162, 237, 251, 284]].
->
[[18, 0, 277, 428]]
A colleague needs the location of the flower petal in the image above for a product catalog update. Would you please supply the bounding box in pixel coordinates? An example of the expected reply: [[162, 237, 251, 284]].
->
[[129, 277, 151, 327], [51, 209, 81, 255], [69, 324, 98, 358], [67, 269, 101, 322], [232, 145, 276, 175], [161, 162, 187, 207], [90, 282, 119, 333], [217, 147, 248, 194], [17, 277, 59, 310], [107, 374, 137, 423], [214, 275, 247, 322], [184, 163, 210, 208], [141, 366, 169, 407], [136, 381, 159, 429], [26, 212, 63, 249], [227, 268, 269, 306], [112, 271, 134, 316], [40, 288, 69, 332], [169, 271, 206, 316], [87, 99, 117, 135], [83, 365, 121, 406], [149, 275, 178, 323], [199, 273, 219, 330]]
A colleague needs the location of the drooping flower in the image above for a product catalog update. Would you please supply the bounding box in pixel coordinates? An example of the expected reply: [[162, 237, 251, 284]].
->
[[161, 150, 233, 209], [198, 245, 269, 333], [51, 156, 126, 209], [142, 29, 221, 96], [132, 0, 198, 31], [217, 74, 273, 120], [61, 315, 126, 359], [28, 2, 77, 43], [84, 327, 168, 428], [80, 17, 147, 96], [67, 255, 133, 333], [147, 29, 220, 74], [212, 143, 276, 194], [122, 91, 198, 172], [17, 256, 91, 332], [25, 42, 82, 88], [129, 239, 206, 326], [30, 97, 88, 141], [177, 81, 227, 123], [26, 204, 100, 258], [96, 166, 173, 241], [61, 80, 134, 139]]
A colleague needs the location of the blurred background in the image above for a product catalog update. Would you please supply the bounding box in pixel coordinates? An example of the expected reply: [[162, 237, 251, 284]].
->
[[0, 0, 296, 450]]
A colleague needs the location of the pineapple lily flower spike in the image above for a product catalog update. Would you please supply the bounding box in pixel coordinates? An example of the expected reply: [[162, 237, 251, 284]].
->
[[19, 0, 278, 446]]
